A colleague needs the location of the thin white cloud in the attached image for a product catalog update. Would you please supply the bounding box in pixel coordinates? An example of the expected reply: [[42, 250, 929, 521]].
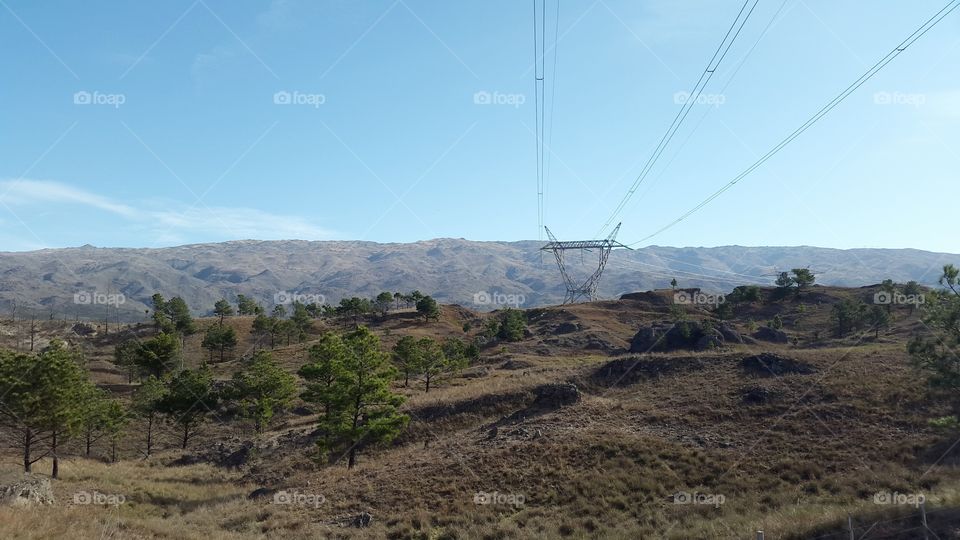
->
[[0, 179, 336, 244], [0, 179, 137, 217], [152, 205, 334, 240]]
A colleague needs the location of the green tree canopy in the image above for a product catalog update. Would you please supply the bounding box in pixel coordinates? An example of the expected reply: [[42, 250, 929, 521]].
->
[[228, 351, 297, 433], [156, 367, 219, 450]]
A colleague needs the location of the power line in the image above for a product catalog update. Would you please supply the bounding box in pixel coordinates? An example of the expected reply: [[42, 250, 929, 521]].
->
[[543, 0, 560, 230], [630, 0, 960, 247], [596, 0, 760, 237], [533, 0, 552, 241], [623, 0, 794, 210]]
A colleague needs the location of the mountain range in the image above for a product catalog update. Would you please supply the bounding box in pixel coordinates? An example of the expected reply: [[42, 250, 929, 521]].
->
[[0, 240, 956, 320]]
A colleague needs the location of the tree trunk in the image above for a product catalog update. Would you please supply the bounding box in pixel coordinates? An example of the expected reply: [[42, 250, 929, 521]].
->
[[23, 428, 31, 473], [51, 430, 59, 479], [86, 432, 91, 457], [111, 439, 117, 462], [182, 423, 190, 449], [425, 374, 431, 393], [348, 447, 356, 469], [146, 414, 153, 457]]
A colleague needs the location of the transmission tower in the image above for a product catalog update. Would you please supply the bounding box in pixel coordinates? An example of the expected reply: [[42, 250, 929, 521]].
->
[[541, 223, 631, 304]]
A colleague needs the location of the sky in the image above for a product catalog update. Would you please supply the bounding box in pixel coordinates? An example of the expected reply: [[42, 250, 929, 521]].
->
[[1, 0, 958, 253]]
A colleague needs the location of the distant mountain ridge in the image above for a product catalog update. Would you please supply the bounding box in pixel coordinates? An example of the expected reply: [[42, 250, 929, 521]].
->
[[0, 240, 956, 320]]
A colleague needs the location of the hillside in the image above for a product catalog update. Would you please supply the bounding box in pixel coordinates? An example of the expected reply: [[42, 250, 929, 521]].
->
[[1, 282, 959, 538], [0, 240, 955, 320]]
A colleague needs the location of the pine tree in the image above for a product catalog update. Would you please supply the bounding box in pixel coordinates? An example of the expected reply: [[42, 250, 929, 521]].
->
[[229, 351, 297, 433]]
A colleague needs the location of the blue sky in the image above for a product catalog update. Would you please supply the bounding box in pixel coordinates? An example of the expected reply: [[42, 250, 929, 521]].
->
[[1, 0, 958, 252]]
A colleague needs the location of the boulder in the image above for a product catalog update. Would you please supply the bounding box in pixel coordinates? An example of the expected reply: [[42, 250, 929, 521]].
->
[[0, 475, 55, 506], [717, 324, 743, 344], [532, 383, 581, 408], [629, 324, 673, 353], [352, 512, 373, 528], [630, 321, 728, 353], [753, 326, 788, 343], [247, 487, 276, 500], [499, 359, 535, 370], [694, 328, 724, 351], [553, 322, 580, 334]]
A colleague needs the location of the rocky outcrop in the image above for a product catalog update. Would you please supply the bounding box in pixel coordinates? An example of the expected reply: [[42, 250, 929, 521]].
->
[[753, 326, 788, 343], [0, 475, 55, 506], [531, 383, 581, 409], [630, 322, 743, 352]]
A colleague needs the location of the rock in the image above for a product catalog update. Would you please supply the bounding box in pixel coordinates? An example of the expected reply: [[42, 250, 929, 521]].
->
[[753, 326, 788, 343], [500, 359, 535, 370], [553, 322, 580, 334], [291, 406, 313, 416], [694, 328, 724, 351], [532, 383, 581, 408], [629, 324, 672, 353], [717, 324, 743, 344], [592, 356, 706, 385], [222, 441, 255, 469], [460, 366, 490, 379], [0, 475, 55, 506], [352, 512, 373, 528], [631, 322, 724, 353], [71, 323, 95, 336], [247, 487, 276, 500]]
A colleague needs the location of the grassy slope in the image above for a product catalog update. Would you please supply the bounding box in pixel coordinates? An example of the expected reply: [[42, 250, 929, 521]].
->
[[0, 285, 958, 539]]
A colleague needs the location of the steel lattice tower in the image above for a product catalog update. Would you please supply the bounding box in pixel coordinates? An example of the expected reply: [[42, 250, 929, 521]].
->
[[541, 223, 631, 304]]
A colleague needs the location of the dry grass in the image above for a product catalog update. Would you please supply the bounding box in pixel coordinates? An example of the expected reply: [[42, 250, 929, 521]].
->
[[1, 288, 958, 538]]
